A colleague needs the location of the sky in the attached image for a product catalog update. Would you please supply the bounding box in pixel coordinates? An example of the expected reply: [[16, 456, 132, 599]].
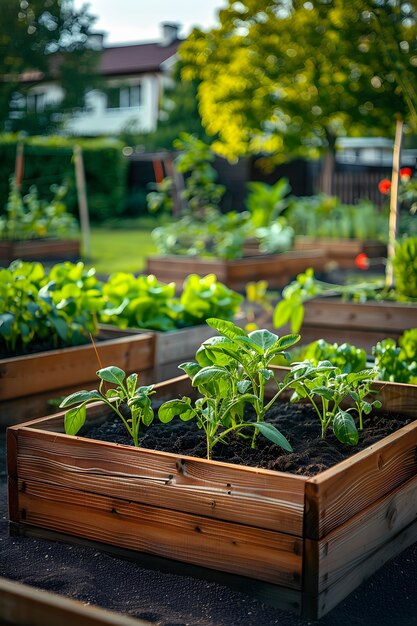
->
[[73, 0, 228, 45]]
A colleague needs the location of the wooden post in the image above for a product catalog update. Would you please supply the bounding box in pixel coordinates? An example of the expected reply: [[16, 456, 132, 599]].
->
[[385, 119, 403, 289], [73, 144, 92, 260], [14, 142, 24, 190]]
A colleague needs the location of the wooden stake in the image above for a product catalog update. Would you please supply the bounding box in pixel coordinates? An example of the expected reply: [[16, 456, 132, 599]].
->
[[73, 144, 92, 259], [385, 118, 403, 289], [14, 142, 24, 190]]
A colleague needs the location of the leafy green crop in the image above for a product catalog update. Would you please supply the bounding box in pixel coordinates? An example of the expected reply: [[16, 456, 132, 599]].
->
[[159, 318, 301, 459], [300, 339, 367, 374], [60, 366, 155, 447], [392, 237, 417, 299], [285, 194, 388, 241], [273, 268, 387, 333], [0, 179, 79, 241], [373, 329, 417, 384], [0, 260, 103, 356], [288, 361, 381, 443], [100, 272, 243, 331]]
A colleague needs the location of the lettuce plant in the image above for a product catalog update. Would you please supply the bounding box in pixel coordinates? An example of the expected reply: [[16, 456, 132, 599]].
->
[[100, 272, 242, 331], [0, 260, 103, 355]]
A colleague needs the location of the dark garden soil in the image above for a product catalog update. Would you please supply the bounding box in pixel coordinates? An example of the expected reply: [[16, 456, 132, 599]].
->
[[85, 401, 410, 476]]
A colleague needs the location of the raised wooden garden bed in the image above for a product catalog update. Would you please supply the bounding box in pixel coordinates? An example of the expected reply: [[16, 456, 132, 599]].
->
[[293, 238, 386, 269], [0, 577, 148, 626], [7, 374, 417, 619], [0, 239, 80, 265], [290, 298, 417, 353], [146, 249, 327, 291], [0, 327, 155, 427]]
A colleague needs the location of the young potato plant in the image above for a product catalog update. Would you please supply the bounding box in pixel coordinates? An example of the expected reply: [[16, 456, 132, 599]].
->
[[60, 366, 155, 447], [158, 318, 301, 459], [288, 361, 381, 445]]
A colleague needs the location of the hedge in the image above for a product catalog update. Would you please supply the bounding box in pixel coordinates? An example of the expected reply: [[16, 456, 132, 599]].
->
[[0, 135, 127, 222]]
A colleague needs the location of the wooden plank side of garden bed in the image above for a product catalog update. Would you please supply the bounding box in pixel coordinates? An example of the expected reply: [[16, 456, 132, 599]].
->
[[0, 333, 156, 401], [12, 426, 306, 536], [302, 300, 417, 333], [146, 250, 327, 291], [304, 420, 417, 540], [16, 478, 303, 589], [302, 475, 417, 619], [0, 577, 149, 626], [0, 240, 80, 264]]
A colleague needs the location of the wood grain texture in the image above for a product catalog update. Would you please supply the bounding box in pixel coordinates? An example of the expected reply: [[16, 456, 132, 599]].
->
[[294, 238, 386, 269], [15, 427, 306, 536], [0, 239, 80, 264], [303, 511, 417, 618], [305, 420, 417, 539], [0, 577, 149, 626], [18, 479, 303, 589], [146, 250, 327, 290], [313, 474, 417, 593], [9, 525, 303, 615], [303, 299, 417, 333], [0, 332, 155, 401]]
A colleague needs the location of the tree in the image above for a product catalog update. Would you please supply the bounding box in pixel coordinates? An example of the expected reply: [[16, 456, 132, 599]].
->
[[179, 1, 417, 191], [0, 0, 101, 134]]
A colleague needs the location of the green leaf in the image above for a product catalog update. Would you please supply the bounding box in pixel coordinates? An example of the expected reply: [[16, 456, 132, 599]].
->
[[237, 379, 252, 393], [291, 304, 305, 334], [59, 390, 102, 408], [260, 368, 274, 382], [126, 373, 138, 395], [158, 398, 196, 423], [273, 299, 293, 329], [64, 404, 87, 436], [275, 334, 301, 350], [248, 329, 279, 350], [333, 411, 359, 446], [311, 386, 334, 400], [206, 317, 247, 341], [253, 422, 293, 452], [96, 366, 126, 386], [178, 361, 201, 379], [192, 366, 231, 388]]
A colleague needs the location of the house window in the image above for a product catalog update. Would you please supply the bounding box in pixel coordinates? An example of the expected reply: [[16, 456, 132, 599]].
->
[[27, 92, 45, 113], [120, 85, 141, 108], [106, 84, 141, 110]]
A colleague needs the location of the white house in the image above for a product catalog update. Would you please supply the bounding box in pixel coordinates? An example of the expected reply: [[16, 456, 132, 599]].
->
[[13, 23, 182, 136]]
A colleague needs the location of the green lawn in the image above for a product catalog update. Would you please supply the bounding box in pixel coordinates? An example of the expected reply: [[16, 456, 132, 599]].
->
[[86, 227, 158, 275]]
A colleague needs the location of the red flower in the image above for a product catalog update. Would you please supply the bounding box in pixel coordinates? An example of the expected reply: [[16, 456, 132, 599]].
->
[[355, 253, 370, 270], [378, 179, 391, 194], [400, 167, 412, 180]]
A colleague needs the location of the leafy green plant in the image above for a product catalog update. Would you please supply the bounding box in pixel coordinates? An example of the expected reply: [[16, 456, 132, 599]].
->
[[285, 194, 388, 241], [0, 260, 103, 356], [273, 268, 386, 333], [60, 366, 155, 447], [159, 318, 301, 459], [300, 339, 367, 374], [99, 272, 242, 331], [373, 329, 417, 384], [245, 178, 290, 228], [0, 179, 79, 241], [392, 237, 417, 298], [288, 361, 381, 443], [151, 210, 250, 259]]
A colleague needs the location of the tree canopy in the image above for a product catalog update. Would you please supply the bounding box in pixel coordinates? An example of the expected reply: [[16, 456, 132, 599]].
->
[[179, 0, 417, 164], [0, 0, 100, 134]]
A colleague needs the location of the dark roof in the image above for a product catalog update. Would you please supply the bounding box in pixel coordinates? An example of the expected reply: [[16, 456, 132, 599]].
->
[[100, 41, 181, 76]]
